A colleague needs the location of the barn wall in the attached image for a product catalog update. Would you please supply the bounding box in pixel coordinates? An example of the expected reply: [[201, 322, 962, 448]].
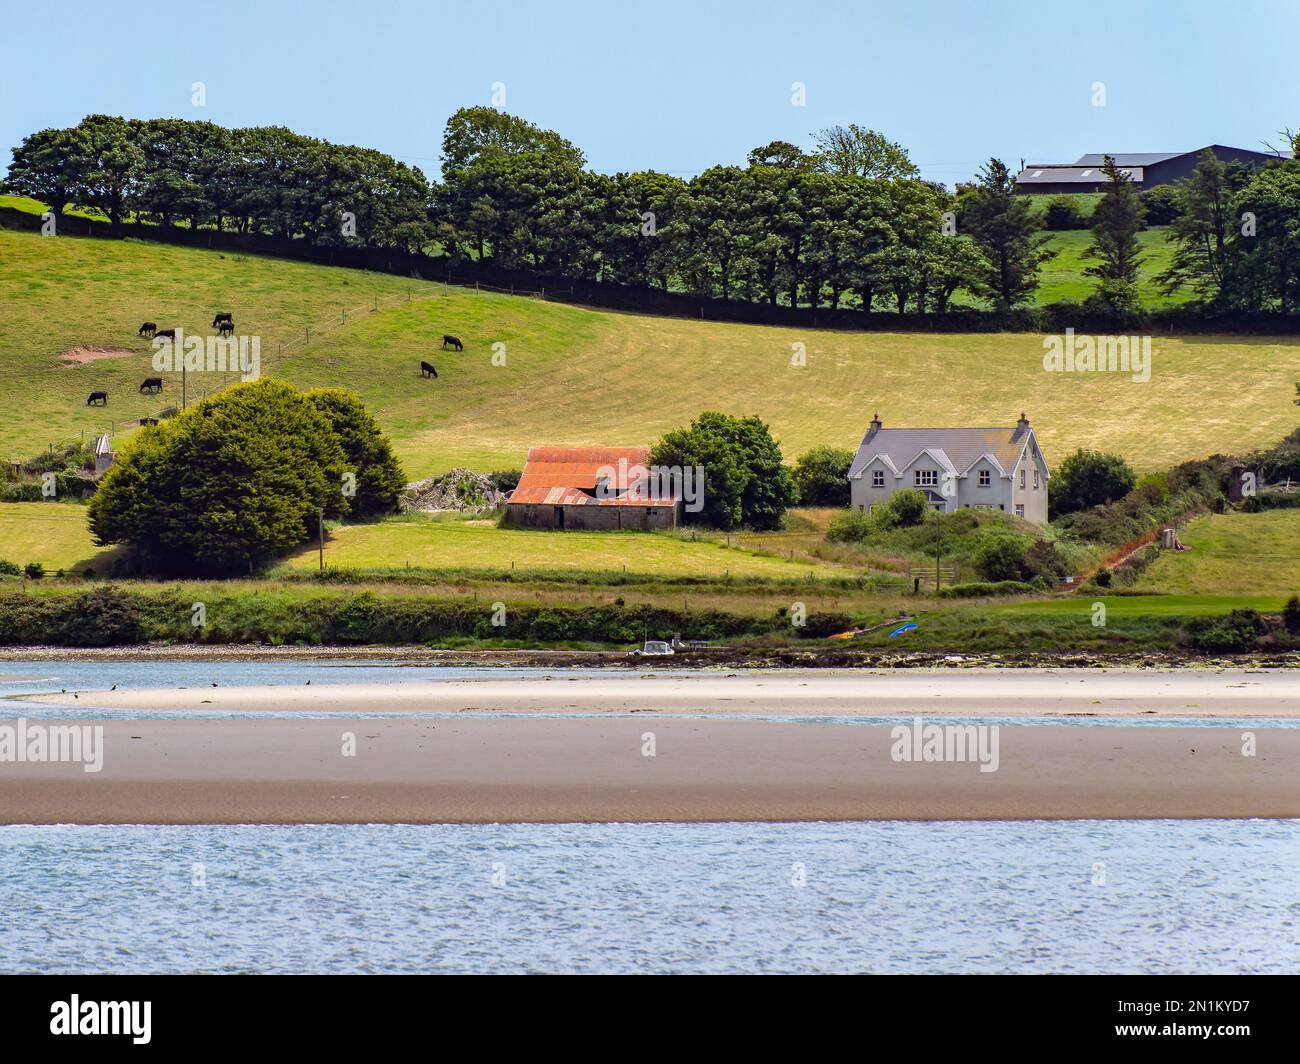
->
[[502, 503, 681, 530]]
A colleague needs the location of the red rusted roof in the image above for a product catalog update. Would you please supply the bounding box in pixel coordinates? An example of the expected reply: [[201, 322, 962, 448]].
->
[[509, 446, 678, 507]]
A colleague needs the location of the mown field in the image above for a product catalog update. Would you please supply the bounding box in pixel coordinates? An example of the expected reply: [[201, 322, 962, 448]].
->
[[3, 217, 1297, 482], [279, 514, 825, 580], [0, 502, 115, 571], [1132, 509, 1300, 598]]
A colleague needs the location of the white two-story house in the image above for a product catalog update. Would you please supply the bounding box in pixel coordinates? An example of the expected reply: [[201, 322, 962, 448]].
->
[[847, 413, 1050, 524]]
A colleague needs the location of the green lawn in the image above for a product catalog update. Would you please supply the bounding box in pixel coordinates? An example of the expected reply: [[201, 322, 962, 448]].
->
[[1036, 229, 1185, 306], [1131, 510, 1300, 599], [3, 224, 1298, 485], [0, 502, 116, 572], [281, 514, 823, 580]]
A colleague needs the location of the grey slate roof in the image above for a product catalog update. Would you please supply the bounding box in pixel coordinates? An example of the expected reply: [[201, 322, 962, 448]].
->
[[1019, 165, 1141, 184], [1073, 152, 1181, 166], [848, 425, 1034, 480]]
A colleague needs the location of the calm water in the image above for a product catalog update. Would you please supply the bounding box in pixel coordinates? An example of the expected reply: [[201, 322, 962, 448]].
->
[[2, 661, 1298, 973], [1, 820, 1298, 974]]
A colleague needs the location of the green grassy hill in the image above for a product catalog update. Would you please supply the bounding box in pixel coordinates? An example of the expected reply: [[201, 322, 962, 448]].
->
[[2, 223, 1298, 484], [1133, 510, 1300, 597]]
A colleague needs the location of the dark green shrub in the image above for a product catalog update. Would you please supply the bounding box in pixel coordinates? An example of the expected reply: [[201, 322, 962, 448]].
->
[[0, 560, 19, 576], [1284, 595, 1300, 635], [487, 470, 521, 494], [792, 446, 854, 506], [1043, 197, 1086, 230], [888, 488, 928, 527], [23, 562, 44, 579], [974, 533, 1031, 582], [938, 580, 1036, 598], [795, 612, 854, 638], [1186, 609, 1267, 652]]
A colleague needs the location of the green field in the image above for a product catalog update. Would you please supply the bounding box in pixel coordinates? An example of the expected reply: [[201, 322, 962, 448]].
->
[[1, 225, 1296, 482], [0, 502, 115, 571], [281, 514, 822, 580], [1036, 229, 1185, 306], [1131, 510, 1300, 598]]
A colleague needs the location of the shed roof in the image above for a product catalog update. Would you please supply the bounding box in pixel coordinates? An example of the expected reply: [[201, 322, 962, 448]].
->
[[1018, 165, 1142, 184], [509, 446, 677, 506]]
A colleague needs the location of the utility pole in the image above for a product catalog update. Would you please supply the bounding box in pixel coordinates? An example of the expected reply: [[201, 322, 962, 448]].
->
[[318, 509, 325, 572], [182, 361, 187, 410]]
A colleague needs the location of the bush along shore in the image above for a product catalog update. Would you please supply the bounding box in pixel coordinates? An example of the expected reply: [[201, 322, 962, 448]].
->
[[3, 585, 1300, 660]]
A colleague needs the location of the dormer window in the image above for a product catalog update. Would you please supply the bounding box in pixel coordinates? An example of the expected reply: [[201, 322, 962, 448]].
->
[[915, 470, 938, 487], [978, 469, 991, 487], [872, 470, 885, 488]]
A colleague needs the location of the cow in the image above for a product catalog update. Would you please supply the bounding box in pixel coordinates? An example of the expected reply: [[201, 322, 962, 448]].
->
[[154, 328, 177, 341], [139, 377, 163, 394], [212, 312, 233, 327], [217, 320, 235, 337], [442, 334, 463, 351], [420, 360, 438, 379], [138, 321, 157, 338], [86, 391, 108, 405]]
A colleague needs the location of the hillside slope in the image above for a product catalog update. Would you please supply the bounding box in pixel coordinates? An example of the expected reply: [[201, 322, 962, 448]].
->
[[1, 226, 1297, 480]]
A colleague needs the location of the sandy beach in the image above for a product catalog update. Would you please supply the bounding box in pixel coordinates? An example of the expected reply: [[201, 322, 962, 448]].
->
[[0, 718, 1296, 823], [24, 667, 1300, 716], [6, 669, 1299, 823]]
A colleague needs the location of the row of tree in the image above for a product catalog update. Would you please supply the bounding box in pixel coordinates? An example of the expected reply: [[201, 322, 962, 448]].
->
[[7, 111, 1300, 313]]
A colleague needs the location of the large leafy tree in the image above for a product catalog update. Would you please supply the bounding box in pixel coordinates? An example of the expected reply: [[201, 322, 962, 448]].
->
[[792, 446, 854, 506], [960, 158, 1055, 310], [441, 107, 585, 172], [87, 381, 394, 575], [811, 124, 918, 180], [74, 114, 145, 228], [1221, 165, 1300, 312], [2, 126, 88, 216], [303, 388, 407, 516], [651, 411, 796, 530]]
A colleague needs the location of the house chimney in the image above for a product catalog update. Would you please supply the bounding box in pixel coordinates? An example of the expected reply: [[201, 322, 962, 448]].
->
[[868, 412, 882, 437], [1016, 411, 1029, 435]]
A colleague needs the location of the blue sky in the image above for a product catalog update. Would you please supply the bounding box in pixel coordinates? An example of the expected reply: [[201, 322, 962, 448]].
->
[[1, 0, 1295, 187]]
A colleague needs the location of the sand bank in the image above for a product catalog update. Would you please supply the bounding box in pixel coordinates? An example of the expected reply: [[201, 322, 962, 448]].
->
[[25, 668, 1300, 717], [0, 719, 1294, 823]]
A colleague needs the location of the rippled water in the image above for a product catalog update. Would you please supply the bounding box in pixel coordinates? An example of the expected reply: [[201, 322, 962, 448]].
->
[[2, 820, 1297, 974]]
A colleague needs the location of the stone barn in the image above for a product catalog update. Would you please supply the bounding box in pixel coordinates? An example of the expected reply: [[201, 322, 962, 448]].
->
[[504, 446, 683, 531]]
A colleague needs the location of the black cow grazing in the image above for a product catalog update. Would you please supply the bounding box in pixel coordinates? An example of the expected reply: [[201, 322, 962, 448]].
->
[[87, 391, 108, 405], [212, 312, 233, 327], [139, 377, 163, 394], [420, 360, 438, 379], [138, 321, 157, 338], [442, 334, 463, 351], [154, 328, 176, 341], [217, 320, 235, 337]]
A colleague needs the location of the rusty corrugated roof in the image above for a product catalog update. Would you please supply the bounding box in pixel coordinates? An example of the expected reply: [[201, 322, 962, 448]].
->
[[509, 446, 677, 507]]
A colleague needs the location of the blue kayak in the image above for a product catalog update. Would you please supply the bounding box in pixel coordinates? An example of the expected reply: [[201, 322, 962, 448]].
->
[[888, 623, 918, 638]]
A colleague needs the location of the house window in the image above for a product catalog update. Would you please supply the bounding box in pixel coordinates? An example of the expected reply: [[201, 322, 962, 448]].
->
[[915, 469, 938, 487], [1033, 469, 1040, 490], [871, 470, 885, 488], [978, 469, 991, 487], [1019, 469, 1026, 489], [1015, 504, 1025, 517]]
